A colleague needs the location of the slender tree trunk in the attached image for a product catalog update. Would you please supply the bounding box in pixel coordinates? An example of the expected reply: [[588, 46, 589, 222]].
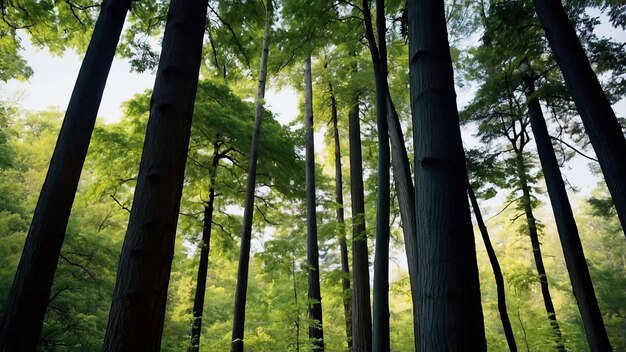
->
[[361, 0, 391, 350], [407, 0, 486, 349], [231, 4, 271, 352], [189, 142, 221, 352], [532, 0, 626, 236], [0, 1, 131, 349], [102, 0, 208, 349], [348, 95, 373, 352], [292, 252, 301, 352], [304, 55, 325, 351], [329, 80, 352, 349], [524, 76, 612, 352], [514, 151, 566, 352], [468, 186, 517, 352]]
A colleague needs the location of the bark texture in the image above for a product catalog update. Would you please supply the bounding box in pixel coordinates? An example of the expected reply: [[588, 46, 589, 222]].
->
[[524, 77, 611, 352], [348, 96, 372, 352], [532, 0, 626, 235], [230, 5, 271, 352], [468, 186, 517, 352], [304, 56, 325, 351], [329, 81, 352, 349], [0, 1, 131, 350], [408, 0, 486, 349], [103, 0, 208, 349]]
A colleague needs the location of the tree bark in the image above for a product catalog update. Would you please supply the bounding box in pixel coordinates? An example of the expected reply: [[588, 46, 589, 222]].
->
[[524, 76, 612, 352], [468, 186, 517, 352], [329, 80, 352, 349], [348, 95, 373, 352], [532, 0, 626, 236], [230, 4, 271, 352], [407, 0, 486, 349], [514, 151, 566, 352], [304, 55, 325, 351], [102, 0, 208, 349], [361, 1, 391, 350], [189, 141, 221, 352], [0, 1, 131, 349]]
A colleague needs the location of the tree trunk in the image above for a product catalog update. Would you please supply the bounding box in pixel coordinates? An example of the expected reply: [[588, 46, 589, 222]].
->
[[361, 0, 391, 350], [0, 1, 131, 349], [407, 0, 486, 349], [468, 186, 517, 352], [304, 55, 325, 351], [514, 151, 566, 352], [189, 141, 221, 352], [524, 76, 611, 352], [230, 4, 271, 352], [329, 80, 352, 349], [102, 0, 208, 349], [532, 0, 626, 236], [348, 95, 372, 352]]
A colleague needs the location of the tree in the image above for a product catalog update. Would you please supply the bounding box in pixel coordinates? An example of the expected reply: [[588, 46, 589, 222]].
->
[[532, 0, 626, 236], [407, 0, 486, 349], [304, 55, 325, 351], [231, 2, 272, 351], [0, 0, 131, 349], [103, 0, 208, 349], [523, 73, 611, 351]]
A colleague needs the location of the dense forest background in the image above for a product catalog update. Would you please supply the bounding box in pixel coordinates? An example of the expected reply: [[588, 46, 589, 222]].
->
[[0, 0, 625, 351]]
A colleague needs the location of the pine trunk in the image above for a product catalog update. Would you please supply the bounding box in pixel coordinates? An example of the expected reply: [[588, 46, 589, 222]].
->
[[468, 186, 517, 352], [102, 0, 208, 349], [349, 95, 373, 352], [230, 4, 271, 352], [408, 0, 486, 349], [304, 55, 325, 351], [0, 1, 131, 349], [514, 151, 566, 352], [329, 81, 352, 349], [532, 0, 626, 236], [524, 77, 611, 352], [189, 142, 221, 352]]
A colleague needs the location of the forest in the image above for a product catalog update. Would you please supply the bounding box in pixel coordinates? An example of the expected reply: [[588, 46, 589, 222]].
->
[[0, 0, 625, 351]]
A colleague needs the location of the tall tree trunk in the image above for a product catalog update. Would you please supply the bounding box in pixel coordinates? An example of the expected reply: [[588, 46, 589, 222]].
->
[[523, 76, 612, 352], [348, 95, 372, 352], [0, 1, 131, 349], [189, 141, 221, 352], [304, 55, 325, 351], [102, 0, 208, 349], [468, 186, 517, 352], [361, 0, 391, 350], [329, 80, 352, 349], [407, 0, 486, 350], [386, 96, 419, 348], [514, 151, 566, 352], [532, 0, 626, 236], [231, 4, 271, 352]]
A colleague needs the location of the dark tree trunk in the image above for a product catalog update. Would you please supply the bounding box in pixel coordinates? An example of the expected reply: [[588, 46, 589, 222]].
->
[[348, 95, 372, 352], [304, 55, 325, 351], [407, 0, 486, 350], [0, 1, 131, 349], [532, 0, 626, 235], [361, 0, 391, 350], [230, 5, 271, 352], [328, 80, 352, 349], [514, 151, 566, 352], [189, 141, 221, 352], [468, 186, 517, 352], [386, 97, 419, 348], [102, 0, 208, 349], [524, 76, 611, 352]]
